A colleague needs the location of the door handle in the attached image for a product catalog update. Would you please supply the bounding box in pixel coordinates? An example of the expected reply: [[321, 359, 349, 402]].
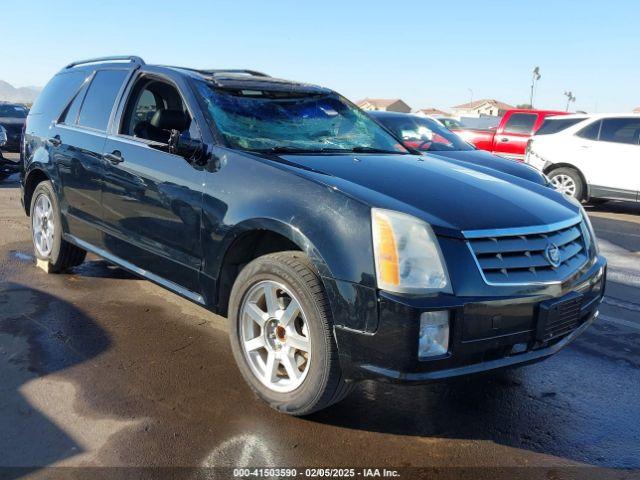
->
[[104, 151, 124, 165], [499, 137, 509, 142], [48, 135, 61, 147]]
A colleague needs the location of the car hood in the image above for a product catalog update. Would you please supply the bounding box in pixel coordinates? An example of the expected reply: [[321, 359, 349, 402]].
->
[[274, 153, 579, 235], [424, 149, 545, 185]]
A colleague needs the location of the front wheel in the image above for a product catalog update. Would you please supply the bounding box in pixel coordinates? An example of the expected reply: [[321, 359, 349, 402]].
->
[[548, 167, 585, 201], [30, 180, 86, 272], [228, 251, 352, 415]]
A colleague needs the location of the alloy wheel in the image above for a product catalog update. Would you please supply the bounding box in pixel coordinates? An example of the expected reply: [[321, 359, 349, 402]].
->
[[550, 174, 577, 197], [239, 280, 311, 393], [32, 193, 55, 257]]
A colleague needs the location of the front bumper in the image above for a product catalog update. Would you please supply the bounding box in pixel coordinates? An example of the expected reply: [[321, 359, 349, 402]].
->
[[335, 255, 606, 383]]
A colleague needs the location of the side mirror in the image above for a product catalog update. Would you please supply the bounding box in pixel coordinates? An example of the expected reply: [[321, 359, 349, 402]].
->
[[168, 129, 204, 161]]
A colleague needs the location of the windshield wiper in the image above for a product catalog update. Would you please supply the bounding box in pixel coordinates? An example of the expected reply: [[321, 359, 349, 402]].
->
[[253, 146, 407, 155], [348, 146, 408, 154], [258, 146, 318, 154]]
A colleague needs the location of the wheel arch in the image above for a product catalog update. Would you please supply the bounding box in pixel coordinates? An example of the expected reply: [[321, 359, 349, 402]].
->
[[213, 218, 331, 316], [543, 162, 590, 199], [23, 168, 52, 216]]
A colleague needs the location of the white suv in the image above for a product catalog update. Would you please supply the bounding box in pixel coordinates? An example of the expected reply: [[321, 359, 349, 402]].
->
[[526, 114, 640, 203]]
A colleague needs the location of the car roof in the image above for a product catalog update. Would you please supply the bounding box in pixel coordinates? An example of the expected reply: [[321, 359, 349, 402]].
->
[[167, 67, 331, 94], [549, 112, 640, 120], [59, 56, 331, 95]]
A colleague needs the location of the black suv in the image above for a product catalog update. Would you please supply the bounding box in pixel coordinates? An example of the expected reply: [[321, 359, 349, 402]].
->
[[22, 56, 606, 415]]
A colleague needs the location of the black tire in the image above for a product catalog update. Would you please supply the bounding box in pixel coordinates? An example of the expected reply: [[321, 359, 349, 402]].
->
[[548, 167, 585, 201], [228, 251, 353, 415], [29, 180, 86, 273]]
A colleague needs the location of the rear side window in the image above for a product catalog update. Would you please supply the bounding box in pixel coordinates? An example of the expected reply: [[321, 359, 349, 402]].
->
[[503, 113, 537, 134], [536, 118, 586, 135], [599, 118, 640, 145], [576, 120, 601, 140], [29, 71, 90, 117], [59, 83, 89, 125], [77, 70, 128, 131]]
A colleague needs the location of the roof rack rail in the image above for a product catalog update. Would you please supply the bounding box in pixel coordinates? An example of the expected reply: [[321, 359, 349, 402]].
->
[[202, 69, 270, 77], [65, 55, 145, 69]]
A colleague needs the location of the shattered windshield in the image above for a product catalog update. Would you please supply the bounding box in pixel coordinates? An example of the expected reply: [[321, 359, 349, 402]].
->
[[195, 82, 408, 154]]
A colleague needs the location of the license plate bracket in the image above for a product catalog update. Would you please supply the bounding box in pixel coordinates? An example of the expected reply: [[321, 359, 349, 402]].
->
[[536, 292, 583, 342]]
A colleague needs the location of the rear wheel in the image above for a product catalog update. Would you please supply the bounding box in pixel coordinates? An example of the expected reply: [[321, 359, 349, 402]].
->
[[548, 167, 584, 201], [228, 251, 352, 415], [30, 181, 86, 272]]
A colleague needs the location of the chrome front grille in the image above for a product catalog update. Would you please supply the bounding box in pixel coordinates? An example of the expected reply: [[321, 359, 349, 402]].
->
[[466, 217, 589, 285]]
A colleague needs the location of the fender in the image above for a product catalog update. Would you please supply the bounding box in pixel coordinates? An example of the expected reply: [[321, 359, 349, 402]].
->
[[216, 217, 330, 278]]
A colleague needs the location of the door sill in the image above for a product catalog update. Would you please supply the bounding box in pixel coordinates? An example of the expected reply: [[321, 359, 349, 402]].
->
[[64, 233, 206, 305]]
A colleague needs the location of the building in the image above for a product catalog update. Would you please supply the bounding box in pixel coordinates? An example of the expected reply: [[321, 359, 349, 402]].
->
[[356, 98, 411, 113], [633, 106, 640, 113], [415, 107, 449, 117], [451, 99, 514, 118]]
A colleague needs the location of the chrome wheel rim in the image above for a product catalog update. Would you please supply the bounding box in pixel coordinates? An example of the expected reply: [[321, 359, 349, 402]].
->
[[239, 280, 311, 393], [32, 193, 55, 257], [550, 174, 577, 197]]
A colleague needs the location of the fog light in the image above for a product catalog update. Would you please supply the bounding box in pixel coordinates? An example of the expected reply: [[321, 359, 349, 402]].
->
[[419, 311, 449, 359]]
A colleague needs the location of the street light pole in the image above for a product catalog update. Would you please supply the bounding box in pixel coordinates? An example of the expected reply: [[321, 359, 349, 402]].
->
[[564, 91, 576, 111], [468, 88, 473, 105], [529, 66, 541, 108]]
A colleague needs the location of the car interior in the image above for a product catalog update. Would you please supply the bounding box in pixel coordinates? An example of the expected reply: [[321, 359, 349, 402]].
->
[[122, 79, 194, 144]]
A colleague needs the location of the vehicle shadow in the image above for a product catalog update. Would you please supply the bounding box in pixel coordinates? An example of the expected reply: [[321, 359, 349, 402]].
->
[[586, 199, 640, 215], [70, 259, 138, 280], [0, 281, 111, 477], [306, 350, 639, 469], [0, 174, 20, 189]]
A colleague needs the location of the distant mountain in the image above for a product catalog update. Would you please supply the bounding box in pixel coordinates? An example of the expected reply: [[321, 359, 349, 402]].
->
[[0, 80, 41, 104]]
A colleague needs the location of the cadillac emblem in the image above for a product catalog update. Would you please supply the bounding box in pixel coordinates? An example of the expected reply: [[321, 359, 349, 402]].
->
[[544, 243, 561, 268]]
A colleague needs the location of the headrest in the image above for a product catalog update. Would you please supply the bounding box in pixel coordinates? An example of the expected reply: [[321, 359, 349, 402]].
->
[[150, 109, 189, 132]]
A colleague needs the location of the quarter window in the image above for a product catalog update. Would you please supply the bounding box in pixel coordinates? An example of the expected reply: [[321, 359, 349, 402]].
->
[[576, 120, 601, 141], [599, 118, 640, 145], [77, 70, 128, 131], [59, 84, 88, 125], [536, 118, 586, 135], [503, 113, 537, 135]]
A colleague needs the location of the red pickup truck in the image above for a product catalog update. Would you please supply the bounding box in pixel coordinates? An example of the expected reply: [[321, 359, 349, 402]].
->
[[453, 109, 567, 161]]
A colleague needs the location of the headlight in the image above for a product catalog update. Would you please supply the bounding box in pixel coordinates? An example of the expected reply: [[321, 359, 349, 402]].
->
[[371, 208, 451, 294], [580, 207, 599, 255], [0, 126, 6, 147]]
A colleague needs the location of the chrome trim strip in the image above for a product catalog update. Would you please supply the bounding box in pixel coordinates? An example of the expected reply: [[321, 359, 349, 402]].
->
[[462, 215, 582, 239], [65, 234, 205, 305]]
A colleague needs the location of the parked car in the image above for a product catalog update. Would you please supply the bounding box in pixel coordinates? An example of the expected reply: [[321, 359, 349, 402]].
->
[[0, 125, 21, 180], [369, 111, 550, 186], [432, 116, 463, 130], [455, 109, 567, 161], [526, 113, 640, 202], [0, 102, 28, 152], [22, 56, 606, 415]]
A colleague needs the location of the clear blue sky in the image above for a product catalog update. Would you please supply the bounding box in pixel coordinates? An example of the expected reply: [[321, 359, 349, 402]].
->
[[3, 0, 639, 112]]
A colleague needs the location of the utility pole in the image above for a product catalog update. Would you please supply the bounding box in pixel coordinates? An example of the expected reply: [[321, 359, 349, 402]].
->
[[564, 91, 576, 111], [529, 66, 541, 108], [467, 88, 473, 105]]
